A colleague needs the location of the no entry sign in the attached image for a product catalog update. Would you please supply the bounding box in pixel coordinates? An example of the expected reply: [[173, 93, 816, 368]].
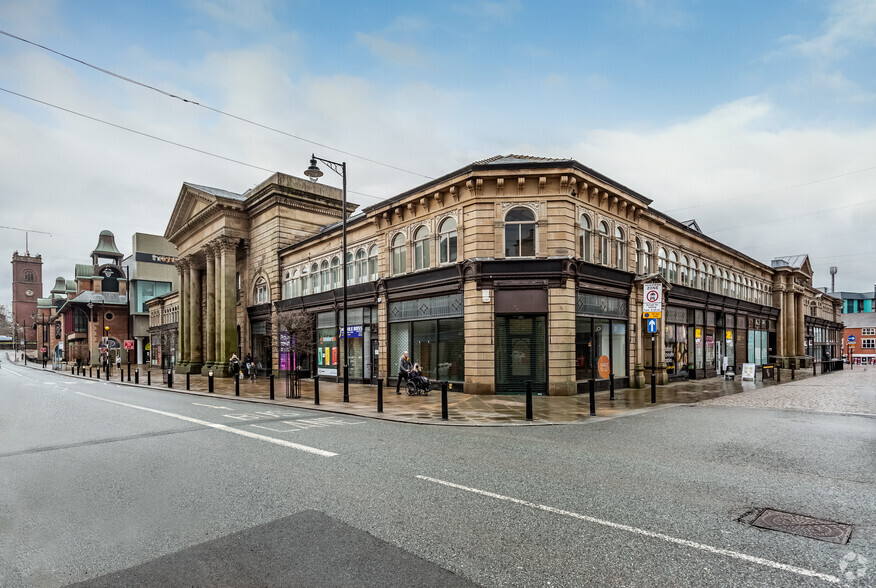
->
[[643, 283, 663, 313]]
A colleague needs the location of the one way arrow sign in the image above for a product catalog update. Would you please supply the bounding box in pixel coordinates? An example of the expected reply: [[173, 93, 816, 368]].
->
[[647, 319, 658, 333]]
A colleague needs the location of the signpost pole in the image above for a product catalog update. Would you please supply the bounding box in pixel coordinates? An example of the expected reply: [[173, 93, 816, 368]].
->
[[651, 333, 656, 404]]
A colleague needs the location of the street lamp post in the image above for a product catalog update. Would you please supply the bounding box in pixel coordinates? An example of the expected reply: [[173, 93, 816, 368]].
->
[[304, 154, 349, 403]]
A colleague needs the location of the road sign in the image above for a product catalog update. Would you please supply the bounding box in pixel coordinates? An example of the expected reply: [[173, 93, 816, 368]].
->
[[643, 283, 663, 313], [642, 312, 662, 319], [848, 335, 856, 342], [647, 318, 658, 333], [124, 339, 135, 350]]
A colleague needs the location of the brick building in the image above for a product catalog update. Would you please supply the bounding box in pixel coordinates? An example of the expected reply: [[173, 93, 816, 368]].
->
[[10, 251, 43, 352], [841, 313, 876, 365]]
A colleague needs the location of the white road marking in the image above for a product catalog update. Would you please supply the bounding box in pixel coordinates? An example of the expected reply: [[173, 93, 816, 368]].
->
[[417, 475, 841, 585], [250, 417, 364, 434], [76, 392, 337, 457], [191, 402, 233, 410], [4, 369, 23, 377]]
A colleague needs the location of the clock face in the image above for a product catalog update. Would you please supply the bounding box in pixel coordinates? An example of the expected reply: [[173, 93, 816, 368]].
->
[[25, 289, 34, 297]]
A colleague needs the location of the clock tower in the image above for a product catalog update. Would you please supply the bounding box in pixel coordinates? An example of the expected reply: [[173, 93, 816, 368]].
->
[[11, 251, 43, 349]]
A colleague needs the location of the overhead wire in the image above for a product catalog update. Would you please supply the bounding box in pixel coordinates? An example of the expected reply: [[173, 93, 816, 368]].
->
[[0, 28, 434, 181], [0, 86, 384, 204]]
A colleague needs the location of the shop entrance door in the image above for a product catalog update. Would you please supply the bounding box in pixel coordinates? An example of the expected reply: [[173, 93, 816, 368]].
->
[[495, 315, 547, 395]]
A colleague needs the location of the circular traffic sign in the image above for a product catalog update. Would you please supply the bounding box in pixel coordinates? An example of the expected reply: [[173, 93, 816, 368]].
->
[[848, 335, 856, 342], [646, 290, 660, 303]]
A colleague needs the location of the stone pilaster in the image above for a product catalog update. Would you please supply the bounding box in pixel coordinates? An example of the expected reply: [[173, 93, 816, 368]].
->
[[796, 292, 805, 357], [548, 280, 576, 395], [219, 237, 238, 375], [203, 244, 216, 373], [214, 240, 223, 370], [784, 287, 795, 358], [176, 258, 190, 366]]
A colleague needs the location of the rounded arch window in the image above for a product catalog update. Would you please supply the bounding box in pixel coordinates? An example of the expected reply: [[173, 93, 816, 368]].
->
[[668, 252, 678, 283], [330, 256, 340, 289], [580, 215, 592, 262], [311, 263, 320, 293], [320, 260, 330, 292], [680, 256, 688, 285], [368, 245, 379, 281], [504, 207, 536, 257], [24, 270, 35, 283], [414, 226, 431, 270], [254, 277, 268, 304], [439, 217, 458, 264], [614, 226, 626, 269], [301, 265, 309, 296], [355, 249, 367, 284], [657, 247, 668, 279], [391, 233, 407, 275], [345, 251, 354, 286], [283, 270, 293, 299], [598, 221, 610, 265]]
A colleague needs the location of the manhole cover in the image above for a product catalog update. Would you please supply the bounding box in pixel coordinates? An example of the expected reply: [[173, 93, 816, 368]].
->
[[751, 509, 852, 544]]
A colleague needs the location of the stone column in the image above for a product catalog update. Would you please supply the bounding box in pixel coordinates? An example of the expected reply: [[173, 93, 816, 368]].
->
[[214, 240, 223, 369], [775, 285, 784, 361], [189, 261, 203, 370], [796, 293, 805, 357], [784, 286, 795, 359], [176, 258, 190, 366], [203, 244, 216, 373], [219, 238, 238, 375]]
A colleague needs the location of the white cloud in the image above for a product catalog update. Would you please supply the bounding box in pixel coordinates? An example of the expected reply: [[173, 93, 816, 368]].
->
[[783, 0, 876, 61], [354, 33, 423, 68], [187, 0, 280, 31]]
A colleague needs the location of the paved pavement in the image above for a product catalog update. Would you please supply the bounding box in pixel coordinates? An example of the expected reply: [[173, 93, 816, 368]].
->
[[10, 353, 865, 424]]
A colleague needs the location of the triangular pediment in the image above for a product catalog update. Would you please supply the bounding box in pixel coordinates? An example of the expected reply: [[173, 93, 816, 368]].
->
[[164, 182, 244, 242]]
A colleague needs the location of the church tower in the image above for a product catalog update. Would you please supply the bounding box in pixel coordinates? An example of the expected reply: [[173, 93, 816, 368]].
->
[[11, 251, 43, 348]]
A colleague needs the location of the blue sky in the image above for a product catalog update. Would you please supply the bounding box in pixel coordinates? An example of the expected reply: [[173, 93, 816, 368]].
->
[[1, 0, 875, 306]]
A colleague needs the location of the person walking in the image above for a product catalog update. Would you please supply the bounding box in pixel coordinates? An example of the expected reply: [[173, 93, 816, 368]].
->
[[246, 353, 256, 382], [229, 353, 240, 378], [396, 351, 412, 394]]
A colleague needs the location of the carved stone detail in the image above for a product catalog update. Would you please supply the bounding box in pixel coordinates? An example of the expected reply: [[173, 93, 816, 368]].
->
[[518, 177, 526, 195], [496, 178, 504, 196], [538, 176, 546, 194]]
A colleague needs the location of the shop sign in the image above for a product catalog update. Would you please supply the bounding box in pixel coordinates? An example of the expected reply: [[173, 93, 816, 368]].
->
[[741, 363, 756, 380], [597, 355, 610, 379], [726, 330, 732, 340], [339, 325, 363, 338]]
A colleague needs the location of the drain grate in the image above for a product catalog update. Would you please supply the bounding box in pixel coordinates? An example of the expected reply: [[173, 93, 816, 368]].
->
[[751, 509, 852, 544]]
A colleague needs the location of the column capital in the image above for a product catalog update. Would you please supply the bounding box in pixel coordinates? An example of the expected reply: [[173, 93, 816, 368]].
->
[[202, 242, 216, 259], [214, 236, 239, 254], [175, 256, 191, 273]]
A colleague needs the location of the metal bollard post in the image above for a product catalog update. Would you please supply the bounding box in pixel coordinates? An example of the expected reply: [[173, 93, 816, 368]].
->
[[120, 368, 123, 382], [589, 378, 596, 416], [813, 361, 816, 377], [91, 366, 94, 378], [135, 368, 139, 384], [609, 372, 615, 401], [127, 363, 131, 382], [377, 379, 383, 413], [270, 374, 274, 400], [777, 365, 781, 383], [71, 366, 74, 375], [186, 372, 190, 391], [106, 366, 110, 381], [167, 370, 173, 388], [235, 374, 239, 396], [147, 370, 151, 386], [442, 381, 449, 421], [791, 365, 795, 381], [314, 375, 320, 405], [208, 372, 214, 394], [525, 380, 533, 421]]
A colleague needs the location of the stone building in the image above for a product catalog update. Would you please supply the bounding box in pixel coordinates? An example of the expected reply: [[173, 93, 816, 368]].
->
[[146, 290, 179, 370], [169, 155, 843, 393]]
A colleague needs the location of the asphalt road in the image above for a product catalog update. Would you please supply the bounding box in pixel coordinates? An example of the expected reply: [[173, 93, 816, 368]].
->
[[1, 361, 873, 587]]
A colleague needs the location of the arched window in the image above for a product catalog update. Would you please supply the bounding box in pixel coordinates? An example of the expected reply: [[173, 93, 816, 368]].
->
[[658, 248, 668, 279], [301, 265, 309, 296], [236, 272, 241, 301], [643, 241, 652, 274], [668, 252, 678, 283], [680, 256, 688, 285], [707, 265, 715, 292], [688, 258, 697, 288], [331, 256, 340, 289], [283, 270, 293, 299], [346, 252, 354, 286], [254, 277, 268, 304], [368, 245, 378, 281], [356, 249, 367, 284], [311, 263, 320, 294], [414, 226, 430, 270], [391, 234, 406, 275], [24, 270, 34, 283], [635, 237, 643, 273], [580, 215, 592, 262], [293, 270, 301, 297], [736, 275, 742, 300], [439, 217, 457, 264], [699, 262, 707, 290], [598, 221, 610, 265], [721, 269, 729, 295], [505, 207, 536, 257], [729, 273, 736, 298], [320, 260, 329, 292], [614, 227, 626, 269]]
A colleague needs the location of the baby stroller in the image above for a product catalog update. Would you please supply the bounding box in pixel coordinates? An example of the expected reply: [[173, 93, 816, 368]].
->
[[406, 364, 431, 396]]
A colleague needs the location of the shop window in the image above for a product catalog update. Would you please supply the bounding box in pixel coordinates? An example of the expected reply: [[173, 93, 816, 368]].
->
[[254, 277, 268, 304], [414, 226, 431, 271], [368, 245, 378, 281], [580, 215, 593, 262], [320, 260, 329, 292], [331, 256, 340, 290], [391, 233, 406, 276], [504, 207, 536, 257], [614, 227, 626, 270], [356, 249, 367, 284], [598, 221, 610, 265], [657, 248, 667, 279], [439, 217, 457, 264]]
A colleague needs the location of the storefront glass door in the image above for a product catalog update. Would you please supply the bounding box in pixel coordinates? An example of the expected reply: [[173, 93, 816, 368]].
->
[[495, 315, 547, 394]]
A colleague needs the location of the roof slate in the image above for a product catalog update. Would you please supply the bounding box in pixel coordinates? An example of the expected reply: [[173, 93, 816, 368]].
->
[[184, 182, 246, 201], [841, 313, 876, 328], [771, 254, 809, 269]]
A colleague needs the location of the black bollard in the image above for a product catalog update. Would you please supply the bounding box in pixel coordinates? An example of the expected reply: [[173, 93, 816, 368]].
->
[[127, 363, 131, 382], [270, 374, 274, 400], [777, 365, 781, 383], [314, 375, 320, 405], [813, 361, 816, 377], [609, 372, 615, 401], [135, 368, 139, 385], [168, 370, 173, 388], [90, 366, 94, 378], [71, 366, 74, 375], [147, 370, 151, 386], [442, 381, 449, 421], [791, 365, 795, 381], [377, 379, 383, 413], [186, 372, 190, 391], [235, 374, 239, 396], [589, 378, 596, 416], [208, 372, 214, 394], [120, 367, 123, 382], [525, 380, 533, 421]]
